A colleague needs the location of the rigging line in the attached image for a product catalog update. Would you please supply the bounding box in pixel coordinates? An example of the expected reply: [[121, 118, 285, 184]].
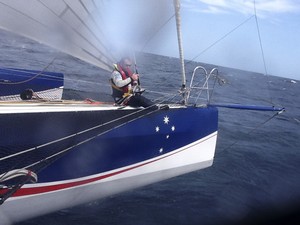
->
[[0, 67, 106, 88], [0, 65, 62, 75], [220, 110, 284, 153], [0, 67, 62, 82], [153, 92, 180, 103], [0, 57, 57, 85], [0, 68, 105, 87], [0, 92, 175, 165], [140, 14, 175, 52], [4, 100, 174, 171], [79, 0, 117, 63], [23, 105, 168, 170], [146, 89, 178, 97], [253, 0, 273, 105], [65, 1, 114, 66], [186, 15, 255, 65], [36, 0, 112, 69], [92, 0, 113, 46], [206, 73, 219, 105], [0, 66, 109, 86], [253, 0, 268, 76], [0, 105, 163, 162], [2, 106, 174, 176]]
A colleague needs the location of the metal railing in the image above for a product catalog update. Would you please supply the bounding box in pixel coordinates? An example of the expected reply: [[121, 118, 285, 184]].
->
[[186, 66, 220, 105]]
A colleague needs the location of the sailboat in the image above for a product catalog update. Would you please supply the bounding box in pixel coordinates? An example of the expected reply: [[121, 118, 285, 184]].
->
[[0, 0, 283, 224]]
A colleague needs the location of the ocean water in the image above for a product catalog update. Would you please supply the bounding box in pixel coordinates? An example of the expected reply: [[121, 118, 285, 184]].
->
[[1, 30, 300, 225]]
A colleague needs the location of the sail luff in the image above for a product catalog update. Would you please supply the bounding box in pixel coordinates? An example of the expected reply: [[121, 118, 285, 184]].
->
[[173, 0, 186, 88]]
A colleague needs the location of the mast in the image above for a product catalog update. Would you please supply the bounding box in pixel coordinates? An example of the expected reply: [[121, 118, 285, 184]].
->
[[173, 0, 187, 104]]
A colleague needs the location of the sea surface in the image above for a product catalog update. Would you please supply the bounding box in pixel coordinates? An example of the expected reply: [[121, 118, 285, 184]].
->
[[1, 30, 300, 225]]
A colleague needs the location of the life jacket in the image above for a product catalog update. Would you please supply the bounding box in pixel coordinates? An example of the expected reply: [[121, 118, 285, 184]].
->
[[111, 63, 134, 99]]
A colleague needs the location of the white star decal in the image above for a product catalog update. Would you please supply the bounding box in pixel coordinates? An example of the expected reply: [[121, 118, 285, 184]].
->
[[155, 126, 160, 132], [154, 115, 176, 155], [163, 116, 170, 124]]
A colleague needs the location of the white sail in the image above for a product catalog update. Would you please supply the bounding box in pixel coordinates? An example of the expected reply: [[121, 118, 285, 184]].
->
[[0, 0, 115, 71], [0, 0, 173, 72]]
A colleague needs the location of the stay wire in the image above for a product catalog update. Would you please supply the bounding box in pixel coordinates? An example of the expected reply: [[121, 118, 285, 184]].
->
[[20, 103, 173, 173], [24, 105, 169, 171], [185, 15, 255, 65], [0, 102, 168, 183], [140, 14, 175, 53], [0, 93, 178, 182], [220, 110, 284, 153], [254, 0, 268, 76], [0, 95, 173, 164], [253, 0, 274, 104]]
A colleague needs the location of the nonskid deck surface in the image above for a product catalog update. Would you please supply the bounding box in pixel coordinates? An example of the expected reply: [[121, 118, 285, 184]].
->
[[0, 87, 64, 101]]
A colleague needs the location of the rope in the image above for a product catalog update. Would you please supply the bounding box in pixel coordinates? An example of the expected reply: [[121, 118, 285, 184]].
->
[[25, 105, 168, 170], [0, 67, 61, 82], [219, 110, 284, 152], [0, 88, 179, 197], [0, 64, 111, 91], [0, 57, 57, 85], [0, 101, 170, 163]]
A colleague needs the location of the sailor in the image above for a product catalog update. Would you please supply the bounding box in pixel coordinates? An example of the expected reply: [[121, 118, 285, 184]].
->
[[110, 57, 156, 108]]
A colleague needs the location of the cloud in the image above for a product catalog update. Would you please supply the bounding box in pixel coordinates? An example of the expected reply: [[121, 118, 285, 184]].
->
[[182, 0, 300, 18]]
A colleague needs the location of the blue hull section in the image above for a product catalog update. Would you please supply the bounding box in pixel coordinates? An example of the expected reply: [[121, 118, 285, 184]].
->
[[0, 67, 63, 96], [0, 106, 218, 183]]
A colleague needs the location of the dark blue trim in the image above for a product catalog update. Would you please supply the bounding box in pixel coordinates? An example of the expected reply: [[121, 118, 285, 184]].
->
[[0, 67, 63, 96]]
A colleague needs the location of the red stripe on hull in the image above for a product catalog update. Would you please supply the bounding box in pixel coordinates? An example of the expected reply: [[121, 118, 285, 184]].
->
[[11, 145, 180, 196], [3, 133, 216, 198]]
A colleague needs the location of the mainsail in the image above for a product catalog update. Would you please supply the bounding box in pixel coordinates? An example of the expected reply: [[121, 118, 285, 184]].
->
[[0, 0, 115, 71]]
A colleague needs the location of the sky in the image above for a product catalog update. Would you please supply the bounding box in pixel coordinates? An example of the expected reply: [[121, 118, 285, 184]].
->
[[134, 0, 300, 80], [182, 0, 300, 80]]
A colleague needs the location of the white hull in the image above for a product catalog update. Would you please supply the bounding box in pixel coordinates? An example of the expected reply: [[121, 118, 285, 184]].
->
[[0, 132, 217, 224]]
